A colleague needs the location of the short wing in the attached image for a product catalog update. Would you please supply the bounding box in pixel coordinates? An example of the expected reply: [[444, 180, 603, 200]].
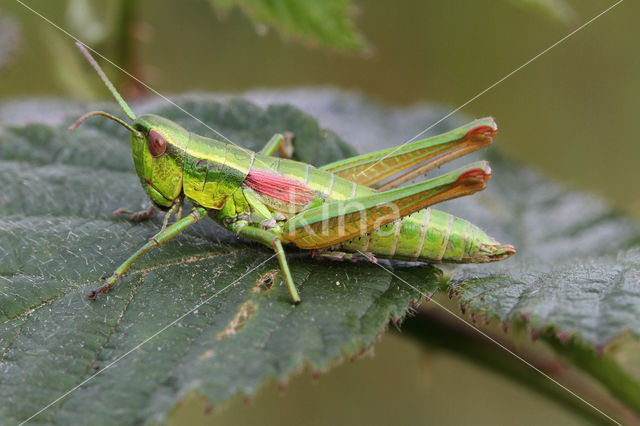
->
[[283, 161, 492, 249], [319, 118, 497, 190]]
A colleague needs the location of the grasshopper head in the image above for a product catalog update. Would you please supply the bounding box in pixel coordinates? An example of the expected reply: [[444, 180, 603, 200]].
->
[[130, 114, 189, 209], [68, 42, 188, 210]]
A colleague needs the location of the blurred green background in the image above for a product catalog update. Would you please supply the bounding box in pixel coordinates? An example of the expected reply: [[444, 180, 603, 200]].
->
[[1, 0, 637, 424]]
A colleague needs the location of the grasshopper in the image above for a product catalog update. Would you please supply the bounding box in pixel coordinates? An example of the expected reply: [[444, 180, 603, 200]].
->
[[70, 42, 515, 304]]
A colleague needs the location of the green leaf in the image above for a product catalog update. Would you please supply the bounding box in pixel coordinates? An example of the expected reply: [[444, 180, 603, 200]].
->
[[0, 96, 438, 424], [184, 89, 640, 352], [443, 148, 640, 412], [447, 148, 640, 348], [267, 88, 639, 350], [4, 89, 640, 421], [240, 89, 640, 415], [208, 0, 367, 52]]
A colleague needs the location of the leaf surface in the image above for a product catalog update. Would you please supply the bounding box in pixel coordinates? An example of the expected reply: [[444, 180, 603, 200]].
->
[[0, 97, 437, 424], [447, 149, 640, 348], [249, 89, 640, 414], [246, 88, 640, 350]]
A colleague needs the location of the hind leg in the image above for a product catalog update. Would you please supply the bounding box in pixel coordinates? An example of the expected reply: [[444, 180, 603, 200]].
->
[[311, 249, 377, 263]]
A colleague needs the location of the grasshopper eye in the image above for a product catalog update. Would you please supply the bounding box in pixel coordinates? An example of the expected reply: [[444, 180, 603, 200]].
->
[[148, 129, 167, 157]]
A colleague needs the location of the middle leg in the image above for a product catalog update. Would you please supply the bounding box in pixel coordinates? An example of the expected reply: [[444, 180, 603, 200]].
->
[[258, 132, 295, 158], [233, 224, 300, 304]]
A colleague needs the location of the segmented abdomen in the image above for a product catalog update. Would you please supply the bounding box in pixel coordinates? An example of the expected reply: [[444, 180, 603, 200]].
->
[[252, 154, 514, 263], [337, 208, 507, 263]]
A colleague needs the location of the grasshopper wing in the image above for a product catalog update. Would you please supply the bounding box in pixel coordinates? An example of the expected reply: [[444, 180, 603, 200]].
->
[[283, 161, 491, 249], [319, 118, 496, 190], [245, 168, 317, 206]]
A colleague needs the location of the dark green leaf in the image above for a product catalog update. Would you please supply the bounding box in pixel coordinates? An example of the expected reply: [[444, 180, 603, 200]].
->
[[442, 148, 640, 411], [448, 148, 640, 348], [254, 89, 640, 350], [0, 97, 438, 424], [260, 89, 640, 415]]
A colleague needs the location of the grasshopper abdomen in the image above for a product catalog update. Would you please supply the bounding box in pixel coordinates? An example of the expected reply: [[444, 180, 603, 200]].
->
[[337, 208, 515, 263]]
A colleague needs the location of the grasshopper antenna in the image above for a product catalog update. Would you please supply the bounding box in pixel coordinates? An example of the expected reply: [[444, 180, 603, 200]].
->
[[75, 41, 137, 121], [68, 111, 142, 139]]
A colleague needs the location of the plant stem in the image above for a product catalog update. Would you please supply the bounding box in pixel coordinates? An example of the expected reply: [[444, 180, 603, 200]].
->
[[111, 0, 143, 98], [542, 331, 640, 420], [399, 302, 638, 425]]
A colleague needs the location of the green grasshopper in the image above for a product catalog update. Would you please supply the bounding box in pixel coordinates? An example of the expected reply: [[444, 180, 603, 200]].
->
[[70, 42, 515, 304]]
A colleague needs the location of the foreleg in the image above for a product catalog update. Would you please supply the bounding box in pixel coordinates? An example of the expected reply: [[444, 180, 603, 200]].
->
[[89, 206, 208, 299]]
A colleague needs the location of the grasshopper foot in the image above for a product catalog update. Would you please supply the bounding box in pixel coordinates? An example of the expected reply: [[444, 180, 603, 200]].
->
[[88, 274, 120, 300], [280, 132, 295, 158], [113, 206, 155, 222], [359, 251, 378, 264], [87, 288, 102, 300]]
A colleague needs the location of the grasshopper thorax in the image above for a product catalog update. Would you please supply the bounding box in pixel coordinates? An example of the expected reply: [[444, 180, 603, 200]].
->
[[131, 114, 189, 209]]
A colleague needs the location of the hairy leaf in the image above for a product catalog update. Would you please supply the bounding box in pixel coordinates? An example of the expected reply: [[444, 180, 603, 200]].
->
[[243, 89, 640, 415], [0, 97, 437, 424], [447, 148, 640, 348], [3, 90, 640, 422], [446, 149, 640, 411]]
